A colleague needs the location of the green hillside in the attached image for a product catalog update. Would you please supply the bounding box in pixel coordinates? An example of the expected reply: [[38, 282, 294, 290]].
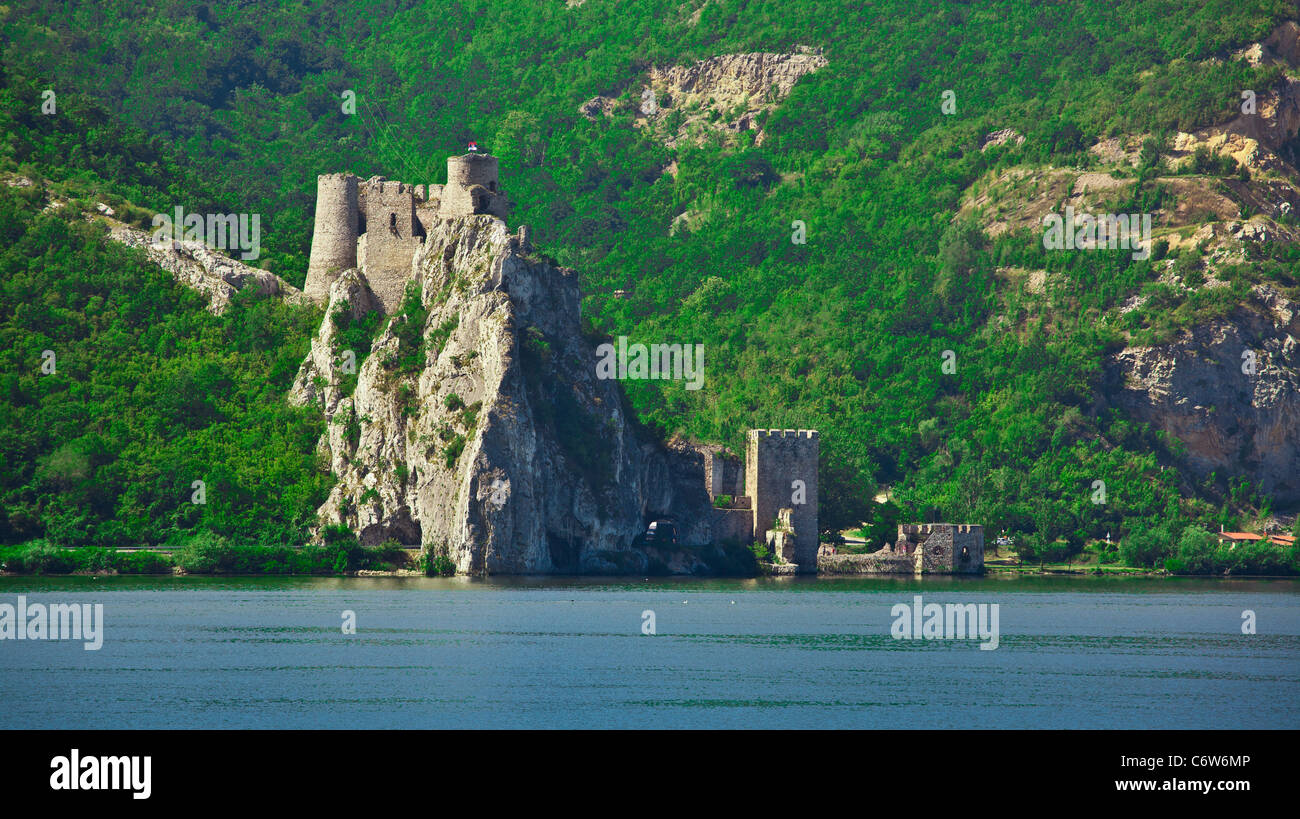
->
[[2, 0, 1298, 569]]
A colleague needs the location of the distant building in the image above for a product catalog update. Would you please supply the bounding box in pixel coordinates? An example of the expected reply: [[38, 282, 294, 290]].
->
[[1217, 531, 1266, 544], [819, 523, 984, 574]]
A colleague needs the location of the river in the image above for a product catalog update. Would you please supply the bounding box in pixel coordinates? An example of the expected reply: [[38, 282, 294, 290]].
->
[[1, 574, 1297, 728]]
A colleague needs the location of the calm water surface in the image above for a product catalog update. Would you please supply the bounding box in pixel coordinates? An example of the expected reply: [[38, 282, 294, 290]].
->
[[1, 574, 1296, 729]]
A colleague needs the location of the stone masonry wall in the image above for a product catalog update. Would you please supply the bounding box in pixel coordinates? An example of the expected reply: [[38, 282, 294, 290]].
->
[[818, 524, 984, 574], [746, 429, 818, 569], [359, 177, 424, 314], [951, 525, 984, 572], [440, 154, 509, 218], [709, 506, 755, 545], [305, 156, 510, 315], [902, 524, 984, 573], [818, 551, 914, 574], [703, 448, 745, 499]]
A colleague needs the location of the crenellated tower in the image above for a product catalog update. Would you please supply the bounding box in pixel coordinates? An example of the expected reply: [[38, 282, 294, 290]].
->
[[745, 429, 819, 570]]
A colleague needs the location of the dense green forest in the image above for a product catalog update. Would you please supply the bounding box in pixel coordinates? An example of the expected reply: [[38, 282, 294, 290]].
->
[[2, 0, 1299, 572]]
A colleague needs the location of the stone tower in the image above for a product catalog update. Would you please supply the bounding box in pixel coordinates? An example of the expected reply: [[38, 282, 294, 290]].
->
[[304, 173, 359, 303], [440, 153, 509, 218], [746, 429, 819, 570]]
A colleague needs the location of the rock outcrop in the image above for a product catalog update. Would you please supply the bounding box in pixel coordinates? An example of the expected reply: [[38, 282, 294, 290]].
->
[[290, 213, 716, 573], [99, 218, 303, 315], [1169, 22, 1300, 174], [980, 129, 1025, 151], [1106, 284, 1300, 504], [6, 171, 303, 315], [579, 48, 827, 147]]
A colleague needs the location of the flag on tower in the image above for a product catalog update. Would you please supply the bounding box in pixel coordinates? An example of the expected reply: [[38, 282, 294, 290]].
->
[[468, 141, 478, 152]]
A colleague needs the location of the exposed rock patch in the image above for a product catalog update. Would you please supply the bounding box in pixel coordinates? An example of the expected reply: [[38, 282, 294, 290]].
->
[[959, 164, 1300, 257], [1171, 22, 1300, 175], [99, 218, 303, 315], [1106, 284, 1300, 504], [980, 129, 1025, 151], [5, 172, 302, 315], [579, 48, 827, 147]]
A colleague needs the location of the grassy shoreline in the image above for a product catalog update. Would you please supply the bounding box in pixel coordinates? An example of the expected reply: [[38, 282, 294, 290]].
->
[[3, 543, 1298, 579], [0, 538, 422, 577]]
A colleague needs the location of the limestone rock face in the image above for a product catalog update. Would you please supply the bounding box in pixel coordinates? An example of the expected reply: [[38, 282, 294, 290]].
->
[[289, 268, 376, 414], [579, 48, 827, 147], [647, 48, 827, 107], [1106, 285, 1300, 504], [980, 129, 1025, 151], [102, 219, 302, 315], [293, 214, 713, 573]]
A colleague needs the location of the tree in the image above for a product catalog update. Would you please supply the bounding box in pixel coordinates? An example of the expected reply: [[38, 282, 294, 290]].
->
[[492, 110, 545, 169]]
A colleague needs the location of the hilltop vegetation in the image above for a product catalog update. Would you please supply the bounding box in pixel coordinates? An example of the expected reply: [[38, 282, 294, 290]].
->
[[1, 0, 1299, 569], [0, 185, 329, 548]]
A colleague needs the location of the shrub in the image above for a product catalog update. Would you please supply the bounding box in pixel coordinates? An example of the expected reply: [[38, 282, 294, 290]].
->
[[423, 545, 456, 576], [1119, 520, 1178, 568], [18, 541, 76, 574], [444, 434, 466, 467], [113, 550, 173, 574], [174, 531, 237, 573]]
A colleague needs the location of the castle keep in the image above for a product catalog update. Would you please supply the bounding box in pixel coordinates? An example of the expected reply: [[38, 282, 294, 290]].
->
[[304, 153, 509, 313]]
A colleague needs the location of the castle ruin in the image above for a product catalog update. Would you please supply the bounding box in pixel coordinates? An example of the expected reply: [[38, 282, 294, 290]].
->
[[298, 156, 979, 576], [304, 153, 509, 314], [819, 523, 985, 574], [701, 429, 820, 572]]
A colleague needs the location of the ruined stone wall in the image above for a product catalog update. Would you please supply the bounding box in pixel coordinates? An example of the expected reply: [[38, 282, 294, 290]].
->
[[819, 524, 983, 574], [305, 157, 510, 316], [305, 173, 359, 303], [415, 183, 444, 236], [702, 448, 744, 498], [818, 551, 914, 574], [709, 507, 754, 545], [951, 524, 984, 572], [359, 177, 423, 314], [901, 524, 984, 573], [745, 429, 818, 569]]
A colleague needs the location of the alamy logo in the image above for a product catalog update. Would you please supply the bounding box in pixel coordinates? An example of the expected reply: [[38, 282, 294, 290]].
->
[[0, 596, 103, 650], [1042, 206, 1151, 260], [891, 595, 999, 650], [50, 749, 151, 800], [595, 336, 705, 390], [151, 206, 261, 261]]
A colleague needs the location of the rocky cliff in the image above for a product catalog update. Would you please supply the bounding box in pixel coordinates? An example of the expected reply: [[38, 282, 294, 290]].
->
[[1106, 284, 1300, 505], [290, 214, 718, 573]]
